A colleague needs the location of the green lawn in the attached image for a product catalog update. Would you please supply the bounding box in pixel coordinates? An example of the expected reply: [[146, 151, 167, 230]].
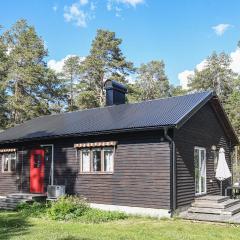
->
[[1, 211, 240, 240]]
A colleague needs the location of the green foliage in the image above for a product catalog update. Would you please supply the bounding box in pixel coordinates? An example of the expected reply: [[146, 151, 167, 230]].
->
[[136, 60, 170, 100], [47, 195, 90, 220], [16, 196, 127, 223], [225, 79, 240, 137], [169, 85, 188, 97], [62, 56, 82, 111], [0, 19, 67, 128], [80, 208, 127, 223], [78, 29, 135, 107], [189, 52, 237, 104], [17, 201, 49, 217], [126, 83, 142, 103]]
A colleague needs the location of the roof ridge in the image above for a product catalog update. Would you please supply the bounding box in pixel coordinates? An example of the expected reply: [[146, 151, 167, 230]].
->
[[28, 90, 214, 121]]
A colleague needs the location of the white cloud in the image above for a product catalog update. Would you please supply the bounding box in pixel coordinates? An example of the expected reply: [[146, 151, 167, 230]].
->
[[178, 48, 240, 89], [47, 55, 85, 73], [230, 47, 240, 74], [63, 1, 95, 27], [178, 70, 194, 90], [90, 2, 96, 10], [80, 0, 88, 5], [53, 4, 58, 12], [212, 24, 231, 36], [107, 0, 144, 13], [117, 0, 144, 7]]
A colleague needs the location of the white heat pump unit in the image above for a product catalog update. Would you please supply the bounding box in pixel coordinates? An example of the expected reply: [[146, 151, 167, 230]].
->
[[47, 185, 66, 199]]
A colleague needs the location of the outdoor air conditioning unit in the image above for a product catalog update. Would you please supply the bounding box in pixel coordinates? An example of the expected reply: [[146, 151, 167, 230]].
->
[[47, 185, 65, 199]]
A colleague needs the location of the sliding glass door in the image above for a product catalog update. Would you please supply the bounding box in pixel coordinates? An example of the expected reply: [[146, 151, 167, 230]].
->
[[194, 147, 206, 195]]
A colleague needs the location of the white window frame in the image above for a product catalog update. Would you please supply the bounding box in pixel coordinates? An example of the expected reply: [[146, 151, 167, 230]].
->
[[194, 147, 207, 196], [1, 152, 17, 173], [79, 146, 115, 174]]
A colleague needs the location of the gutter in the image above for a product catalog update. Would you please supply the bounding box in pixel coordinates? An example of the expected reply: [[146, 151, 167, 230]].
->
[[0, 124, 176, 145], [164, 127, 176, 216]]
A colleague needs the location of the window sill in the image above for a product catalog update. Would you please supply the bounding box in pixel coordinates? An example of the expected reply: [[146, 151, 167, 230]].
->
[[79, 172, 114, 175]]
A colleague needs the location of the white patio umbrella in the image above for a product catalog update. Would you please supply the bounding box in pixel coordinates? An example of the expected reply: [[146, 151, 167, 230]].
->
[[215, 148, 232, 195]]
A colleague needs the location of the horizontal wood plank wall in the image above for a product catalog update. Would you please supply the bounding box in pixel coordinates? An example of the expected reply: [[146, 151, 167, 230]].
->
[[0, 154, 17, 195], [52, 131, 171, 210], [174, 102, 232, 209], [0, 131, 171, 209]]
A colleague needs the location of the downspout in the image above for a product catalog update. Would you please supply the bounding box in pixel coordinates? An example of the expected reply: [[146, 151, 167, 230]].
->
[[164, 127, 176, 216]]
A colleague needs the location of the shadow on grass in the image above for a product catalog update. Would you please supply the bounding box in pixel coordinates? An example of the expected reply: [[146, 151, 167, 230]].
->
[[0, 211, 32, 239]]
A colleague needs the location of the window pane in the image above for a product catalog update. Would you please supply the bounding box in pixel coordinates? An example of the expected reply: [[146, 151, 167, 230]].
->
[[104, 147, 113, 172], [82, 149, 90, 172], [92, 148, 101, 172], [10, 154, 16, 172], [34, 154, 41, 168], [3, 155, 9, 172], [194, 149, 199, 194], [200, 150, 206, 193]]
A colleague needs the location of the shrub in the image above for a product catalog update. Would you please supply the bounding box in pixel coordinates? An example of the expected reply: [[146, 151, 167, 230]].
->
[[47, 195, 90, 220], [17, 201, 49, 217], [17, 196, 128, 223], [79, 208, 128, 223]]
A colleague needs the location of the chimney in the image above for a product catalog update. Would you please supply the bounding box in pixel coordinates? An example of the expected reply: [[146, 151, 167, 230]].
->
[[104, 80, 127, 106]]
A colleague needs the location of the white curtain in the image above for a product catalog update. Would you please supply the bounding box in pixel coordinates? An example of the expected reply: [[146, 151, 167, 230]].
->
[[105, 150, 113, 172], [82, 150, 90, 172]]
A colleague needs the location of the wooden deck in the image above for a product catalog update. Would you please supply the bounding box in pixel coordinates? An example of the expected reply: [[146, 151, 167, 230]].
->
[[0, 193, 47, 210], [180, 195, 240, 224]]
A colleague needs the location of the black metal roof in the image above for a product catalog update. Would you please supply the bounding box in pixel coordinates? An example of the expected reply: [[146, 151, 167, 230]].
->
[[0, 90, 237, 144]]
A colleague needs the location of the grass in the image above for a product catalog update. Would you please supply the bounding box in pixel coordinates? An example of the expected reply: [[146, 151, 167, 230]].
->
[[1, 211, 240, 240]]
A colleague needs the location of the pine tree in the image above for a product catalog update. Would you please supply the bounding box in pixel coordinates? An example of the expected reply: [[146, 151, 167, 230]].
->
[[189, 52, 236, 104], [2, 19, 66, 125], [0, 26, 10, 128], [136, 60, 170, 100], [79, 29, 134, 108], [62, 56, 81, 111]]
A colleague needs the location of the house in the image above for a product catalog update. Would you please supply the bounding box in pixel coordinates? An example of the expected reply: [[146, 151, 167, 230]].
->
[[0, 80, 238, 217]]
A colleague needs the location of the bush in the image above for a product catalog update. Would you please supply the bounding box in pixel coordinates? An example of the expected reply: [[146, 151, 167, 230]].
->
[[17, 195, 128, 223], [17, 201, 49, 217], [47, 195, 90, 220], [79, 208, 128, 223]]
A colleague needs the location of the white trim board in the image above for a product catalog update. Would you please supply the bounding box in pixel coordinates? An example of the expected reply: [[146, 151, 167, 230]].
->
[[90, 203, 171, 218]]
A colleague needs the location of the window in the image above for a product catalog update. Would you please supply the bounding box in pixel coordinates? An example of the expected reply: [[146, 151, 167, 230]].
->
[[104, 147, 114, 172], [79, 147, 114, 173], [81, 148, 90, 172], [34, 154, 42, 168], [194, 147, 206, 195], [2, 152, 17, 173], [92, 148, 101, 172]]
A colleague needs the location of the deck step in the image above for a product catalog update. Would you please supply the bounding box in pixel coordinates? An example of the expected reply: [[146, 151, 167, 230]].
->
[[7, 193, 46, 201], [189, 203, 240, 216], [188, 206, 223, 215], [221, 203, 240, 216], [0, 193, 46, 210], [192, 199, 240, 209], [195, 195, 229, 203]]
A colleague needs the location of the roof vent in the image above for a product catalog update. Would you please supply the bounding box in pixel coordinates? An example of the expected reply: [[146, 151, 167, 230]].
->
[[104, 80, 127, 106]]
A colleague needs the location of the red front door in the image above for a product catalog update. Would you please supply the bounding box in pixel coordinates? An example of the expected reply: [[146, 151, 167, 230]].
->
[[30, 149, 45, 193]]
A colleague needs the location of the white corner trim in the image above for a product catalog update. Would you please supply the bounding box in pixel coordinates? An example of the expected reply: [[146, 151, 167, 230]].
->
[[90, 203, 171, 218]]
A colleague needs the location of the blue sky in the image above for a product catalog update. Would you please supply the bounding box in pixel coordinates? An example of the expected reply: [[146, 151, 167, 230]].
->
[[1, 0, 240, 86]]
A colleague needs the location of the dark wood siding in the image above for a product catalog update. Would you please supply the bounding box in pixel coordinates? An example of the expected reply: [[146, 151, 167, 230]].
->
[[53, 132, 171, 209], [174, 102, 232, 208], [0, 131, 171, 209], [0, 158, 17, 195]]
